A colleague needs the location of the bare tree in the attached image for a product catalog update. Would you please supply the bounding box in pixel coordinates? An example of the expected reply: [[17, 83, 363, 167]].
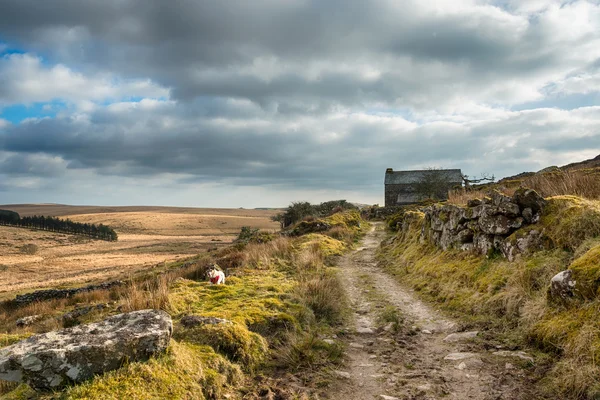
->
[[462, 172, 495, 187], [413, 167, 457, 200]]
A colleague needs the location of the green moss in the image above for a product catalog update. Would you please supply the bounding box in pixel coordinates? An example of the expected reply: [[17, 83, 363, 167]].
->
[[439, 210, 449, 222], [569, 244, 600, 299], [0, 333, 32, 348], [540, 196, 600, 251], [169, 275, 298, 334], [322, 210, 367, 235], [298, 234, 346, 257], [175, 323, 267, 370], [3, 342, 242, 400]]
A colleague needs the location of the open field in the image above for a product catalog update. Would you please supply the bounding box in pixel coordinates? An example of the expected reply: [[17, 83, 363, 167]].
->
[[0, 205, 279, 300]]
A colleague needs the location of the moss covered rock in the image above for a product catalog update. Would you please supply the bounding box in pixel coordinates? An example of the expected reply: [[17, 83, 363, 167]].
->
[[0, 310, 172, 391], [540, 196, 600, 251], [175, 323, 267, 370], [570, 244, 600, 300], [298, 234, 346, 257]]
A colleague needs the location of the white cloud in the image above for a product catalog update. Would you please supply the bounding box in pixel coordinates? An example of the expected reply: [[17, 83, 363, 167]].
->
[[0, 53, 169, 107]]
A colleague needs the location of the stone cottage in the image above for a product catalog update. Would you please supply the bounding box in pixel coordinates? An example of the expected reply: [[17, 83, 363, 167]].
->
[[384, 168, 463, 207]]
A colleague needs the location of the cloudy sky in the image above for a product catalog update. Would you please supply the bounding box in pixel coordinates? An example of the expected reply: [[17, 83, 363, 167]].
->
[[0, 0, 599, 207]]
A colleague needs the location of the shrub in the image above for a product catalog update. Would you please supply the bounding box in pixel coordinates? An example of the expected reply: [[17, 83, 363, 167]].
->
[[289, 220, 331, 236], [273, 200, 358, 228], [273, 201, 317, 228], [316, 200, 357, 216], [236, 226, 275, 245]]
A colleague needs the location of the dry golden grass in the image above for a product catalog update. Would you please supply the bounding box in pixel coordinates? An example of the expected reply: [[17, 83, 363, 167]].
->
[[522, 169, 600, 199], [447, 189, 485, 206], [64, 211, 277, 235], [121, 276, 172, 313], [0, 206, 279, 300], [448, 168, 600, 205], [0, 204, 280, 218]]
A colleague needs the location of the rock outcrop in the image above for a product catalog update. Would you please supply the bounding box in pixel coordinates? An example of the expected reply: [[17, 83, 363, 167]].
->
[[422, 189, 546, 259], [15, 315, 43, 328], [548, 270, 576, 301], [180, 315, 232, 328], [0, 309, 172, 391]]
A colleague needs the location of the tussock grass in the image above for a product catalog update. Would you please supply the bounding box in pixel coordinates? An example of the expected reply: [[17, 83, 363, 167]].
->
[[447, 189, 486, 206], [121, 275, 172, 313], [296, 270, 348, 325], [523, 169, 600, 199], [273, 330, 344, 372], [243, 237, 294, 269], [324, 225, 354, 244]]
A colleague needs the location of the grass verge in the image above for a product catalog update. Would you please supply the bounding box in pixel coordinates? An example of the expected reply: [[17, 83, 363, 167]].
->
[[379, 198, 600, 399], [1, 210, 368, 398]]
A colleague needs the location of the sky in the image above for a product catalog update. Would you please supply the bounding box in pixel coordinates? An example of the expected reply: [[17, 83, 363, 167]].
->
[[0, 0, 599, 208]]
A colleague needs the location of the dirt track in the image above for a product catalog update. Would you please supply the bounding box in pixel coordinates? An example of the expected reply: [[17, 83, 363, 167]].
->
[[326, 223, 536, 400]]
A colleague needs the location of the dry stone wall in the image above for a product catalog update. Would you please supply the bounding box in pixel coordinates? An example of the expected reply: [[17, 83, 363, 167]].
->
[[420, 188, 546, 260], [13, 281, 123, 306]]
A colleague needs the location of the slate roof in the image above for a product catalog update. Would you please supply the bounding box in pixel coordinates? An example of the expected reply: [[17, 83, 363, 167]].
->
[[384, 169, 463, 185]]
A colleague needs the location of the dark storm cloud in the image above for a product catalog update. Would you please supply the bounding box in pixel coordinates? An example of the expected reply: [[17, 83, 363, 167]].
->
[[0, 101, 485, 190], [0, 0, 570, 108], [0, 0, 599, 204]]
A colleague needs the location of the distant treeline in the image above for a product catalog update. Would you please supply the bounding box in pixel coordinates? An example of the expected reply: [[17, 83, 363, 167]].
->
[[0, 210, 118, 241]]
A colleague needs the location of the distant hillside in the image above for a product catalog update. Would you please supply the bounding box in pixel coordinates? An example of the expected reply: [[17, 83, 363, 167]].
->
[[498, 153, 600, 184], [558, 153, 600, 171]]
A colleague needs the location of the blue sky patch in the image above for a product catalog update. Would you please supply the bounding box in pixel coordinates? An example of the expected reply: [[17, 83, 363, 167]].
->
[[0, 102, 66, 124]]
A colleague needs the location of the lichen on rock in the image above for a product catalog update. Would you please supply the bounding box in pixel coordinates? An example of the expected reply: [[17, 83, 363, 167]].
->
[[0, 309, 172, 391], [419, 188, 546, 258]]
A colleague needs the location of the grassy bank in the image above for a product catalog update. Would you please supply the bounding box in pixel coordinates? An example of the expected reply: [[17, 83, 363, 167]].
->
[[379, 197, 600, 399], [1, 210, 368, 399]]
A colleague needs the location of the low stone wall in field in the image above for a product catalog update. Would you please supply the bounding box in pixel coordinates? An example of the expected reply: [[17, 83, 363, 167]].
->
[[13, 280, 124, 306]]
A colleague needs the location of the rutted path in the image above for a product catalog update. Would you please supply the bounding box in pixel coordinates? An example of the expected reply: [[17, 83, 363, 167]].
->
[[326, 223, 534, 400]]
